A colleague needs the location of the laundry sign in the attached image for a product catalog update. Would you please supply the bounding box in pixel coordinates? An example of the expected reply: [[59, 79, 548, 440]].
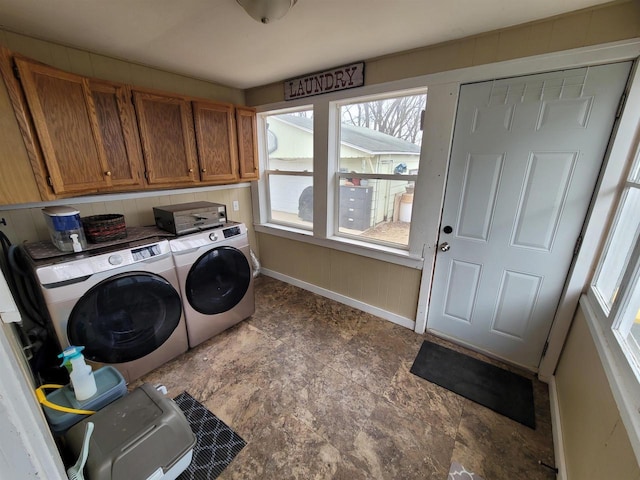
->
[[284, 62, 365, 100]]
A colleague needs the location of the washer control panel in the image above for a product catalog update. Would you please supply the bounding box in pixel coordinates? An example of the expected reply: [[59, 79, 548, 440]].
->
[[131, 243, 162, 261], [35, 240, 171, 285]]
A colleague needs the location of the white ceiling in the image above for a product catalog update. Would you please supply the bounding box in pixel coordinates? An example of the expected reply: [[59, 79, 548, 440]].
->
[[0, 0, 612, 89]]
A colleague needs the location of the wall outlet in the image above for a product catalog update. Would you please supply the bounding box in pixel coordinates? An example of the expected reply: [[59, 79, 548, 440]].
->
[[232, 200, 239, 211]]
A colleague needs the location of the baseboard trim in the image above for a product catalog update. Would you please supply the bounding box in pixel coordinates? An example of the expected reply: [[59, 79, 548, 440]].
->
[[260, 269, 416, 331], [549, 376, 568, 480]]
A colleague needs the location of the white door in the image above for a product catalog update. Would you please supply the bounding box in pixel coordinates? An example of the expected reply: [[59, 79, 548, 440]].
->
[[427, 62, 632, 370]]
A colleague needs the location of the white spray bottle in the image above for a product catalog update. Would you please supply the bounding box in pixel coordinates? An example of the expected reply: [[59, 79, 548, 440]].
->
[[58, 346, 97, 401]]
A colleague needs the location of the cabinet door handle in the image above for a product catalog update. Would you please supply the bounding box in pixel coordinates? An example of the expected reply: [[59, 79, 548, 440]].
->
[[201, 168, 207, 173], [104, 171, 111, 176], [188, 168, 194, 173]]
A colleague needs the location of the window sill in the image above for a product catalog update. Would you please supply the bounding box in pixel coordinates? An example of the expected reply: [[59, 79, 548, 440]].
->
[[580, 294, 640, 463], [254, 223, 424, 269]]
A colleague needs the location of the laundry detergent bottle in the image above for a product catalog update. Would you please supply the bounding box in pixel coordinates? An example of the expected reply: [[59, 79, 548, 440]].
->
[[58, 346, 97, 401]]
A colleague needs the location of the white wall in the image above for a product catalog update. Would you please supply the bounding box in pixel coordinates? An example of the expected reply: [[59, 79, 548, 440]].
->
[[0, 269, 66, 479]]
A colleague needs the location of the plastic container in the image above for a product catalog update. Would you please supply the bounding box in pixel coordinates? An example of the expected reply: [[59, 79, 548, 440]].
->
[[399, 193, 413, 222], [64, 383, 196, 480], [42, 206, 87, 252], [42, 366, 126, 435]]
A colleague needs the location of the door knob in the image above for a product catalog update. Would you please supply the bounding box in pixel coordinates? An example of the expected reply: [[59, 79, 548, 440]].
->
[[439, 242, 450, 252]]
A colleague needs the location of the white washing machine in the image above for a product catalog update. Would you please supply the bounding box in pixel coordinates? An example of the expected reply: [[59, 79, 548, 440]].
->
[[169, 222, 255, 348], [30, 238, 188, 383]]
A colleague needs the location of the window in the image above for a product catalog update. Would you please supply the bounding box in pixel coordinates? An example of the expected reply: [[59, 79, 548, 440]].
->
[[263, 108, 314, 229], [592, 148, 640, 377], [256, 87, 428, 259], [335, 93, 426, 247]]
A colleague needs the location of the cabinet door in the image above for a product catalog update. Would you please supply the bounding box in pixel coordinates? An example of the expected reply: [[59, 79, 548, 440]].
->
[[132, 90, 197, 185], [0, 50, 42, 204], [235, 106, 259, 180], [193, 101, 238, 184], [88, 80, 145, 189], [15, 58, 112, 193]]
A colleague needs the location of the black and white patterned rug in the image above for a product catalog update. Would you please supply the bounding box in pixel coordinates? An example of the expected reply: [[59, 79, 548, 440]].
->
[[174, 392, 246, 480]]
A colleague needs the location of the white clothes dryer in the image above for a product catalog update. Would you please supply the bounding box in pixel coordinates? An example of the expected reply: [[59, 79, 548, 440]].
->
[[169, 222, 255, 348], [30, 238, 188, 383]]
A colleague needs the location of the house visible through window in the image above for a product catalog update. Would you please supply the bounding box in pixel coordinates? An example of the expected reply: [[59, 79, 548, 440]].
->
[[336, 92, 426, 247], [258, 89, 426, 250], [264, 109, 314, 229]]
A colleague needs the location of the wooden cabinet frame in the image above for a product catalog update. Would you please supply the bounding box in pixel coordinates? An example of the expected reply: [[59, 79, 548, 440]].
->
[[87, 80, 145, 190], [14, 57, 113, 194], [0, 47, 44, 203], [132, 89, 198, 186], [236, 106, 259, 181], [0, 49, 260, 202], [193, 100, 239, 184]]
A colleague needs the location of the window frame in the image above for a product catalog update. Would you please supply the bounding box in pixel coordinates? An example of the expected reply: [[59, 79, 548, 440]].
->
[[584, 126, 640, 461], [332, 91, 426, 249], [589, 162, 640, 381], [255, 84, 431, 267]]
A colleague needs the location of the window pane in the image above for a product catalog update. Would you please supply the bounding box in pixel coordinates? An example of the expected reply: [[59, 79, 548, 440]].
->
[[336, 93, 425, 247], [627, 304, 640, 364], [266, 110, 313, 172], [595, 188, 640, 310], [268, 173, 313, 229], [339, 93, 425, 175], [338, 178, 414, 247], [616, 280, 640, 375], [263, 109, 314, 229]]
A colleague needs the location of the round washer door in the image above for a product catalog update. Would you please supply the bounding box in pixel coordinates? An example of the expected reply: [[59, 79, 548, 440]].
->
[[186, 246, 251, 315], [67, 272, 182, 364]]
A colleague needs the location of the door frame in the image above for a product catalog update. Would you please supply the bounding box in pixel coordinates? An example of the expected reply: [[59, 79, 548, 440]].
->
[[412, 38, 640, 381]]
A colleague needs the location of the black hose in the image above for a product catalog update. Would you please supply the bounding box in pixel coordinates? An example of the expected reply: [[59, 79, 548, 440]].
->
[[0, 230, 18, 297], [8, 246, 47, 327], [0, 231, 47, 327]]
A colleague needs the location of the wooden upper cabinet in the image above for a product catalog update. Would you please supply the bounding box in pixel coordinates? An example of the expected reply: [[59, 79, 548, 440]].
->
[[0, 48, 42, 204], [14, 58, 112, 194], [87, 80, 145, 189], [132, 90, 198, 186], [235, 106, 259, 181], [193, 101, 238, 184]]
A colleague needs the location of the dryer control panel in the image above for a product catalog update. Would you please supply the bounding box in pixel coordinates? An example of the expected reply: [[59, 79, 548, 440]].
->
[[168, 223, 247, 253], [223, 226, 241, 238]]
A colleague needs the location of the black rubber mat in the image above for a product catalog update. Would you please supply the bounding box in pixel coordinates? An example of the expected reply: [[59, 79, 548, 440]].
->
[[410, 340, 535, 428], [174, 392, 246, 479]]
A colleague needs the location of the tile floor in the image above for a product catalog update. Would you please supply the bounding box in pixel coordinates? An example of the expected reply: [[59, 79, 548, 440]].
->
[[135, 276, 556, 480]]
